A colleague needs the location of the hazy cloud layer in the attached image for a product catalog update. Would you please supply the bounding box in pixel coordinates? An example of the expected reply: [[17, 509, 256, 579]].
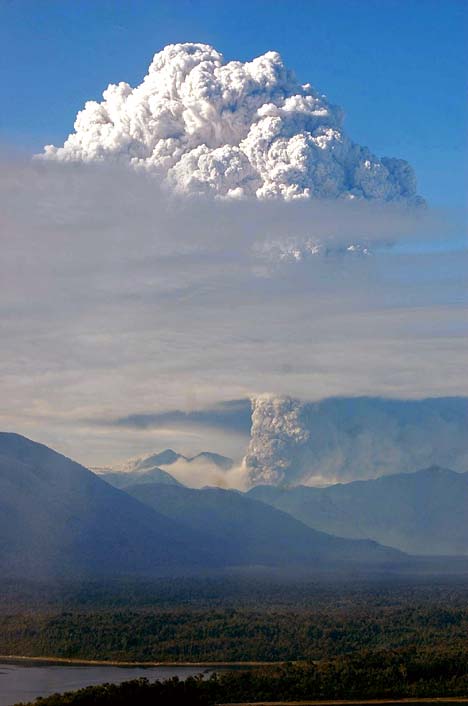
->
[[42, 42, 421, 204], [1, 37, 466, 473], [111, 399, 252, 435], [1, 157, 466, 468]]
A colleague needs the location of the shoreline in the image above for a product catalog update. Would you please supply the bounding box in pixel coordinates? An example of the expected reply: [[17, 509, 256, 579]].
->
[[0, 654, 282, 668], [221, 701, 468, 705], [2, 658, 468, 705]]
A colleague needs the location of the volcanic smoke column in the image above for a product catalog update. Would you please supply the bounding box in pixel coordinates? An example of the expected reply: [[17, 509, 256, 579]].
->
[[243, 395, 310, 486]]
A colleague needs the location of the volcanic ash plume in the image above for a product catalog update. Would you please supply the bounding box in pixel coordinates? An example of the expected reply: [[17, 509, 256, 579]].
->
[[243, 395, 309, 486], [42, 42, 420, 203], [242, 396, 468, 488]]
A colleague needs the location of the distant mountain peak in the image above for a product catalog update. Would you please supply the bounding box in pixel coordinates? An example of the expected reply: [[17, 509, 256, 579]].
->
[[414, 465, 462, 476], [92, 447, 236, 491], [133, 449, 187, 470], [189, 452, 233, 470], [118, 448, 235, 472]]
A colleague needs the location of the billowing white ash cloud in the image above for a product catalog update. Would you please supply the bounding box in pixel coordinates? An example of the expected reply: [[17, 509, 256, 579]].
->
[[42, 42, 420, 203], [243, 395, 310, 485], [243, 395, 468, 487]]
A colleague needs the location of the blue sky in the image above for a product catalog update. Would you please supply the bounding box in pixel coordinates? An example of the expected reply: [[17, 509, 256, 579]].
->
[[1, 0, 467, 209]]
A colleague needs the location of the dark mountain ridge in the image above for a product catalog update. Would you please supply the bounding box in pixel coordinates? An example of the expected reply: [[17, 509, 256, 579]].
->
[[0, 433, 219, 579], [125, 482, 404, 566]]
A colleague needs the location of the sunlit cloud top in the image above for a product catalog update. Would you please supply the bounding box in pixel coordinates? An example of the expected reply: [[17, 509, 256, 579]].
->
[[41, 42, 421, 204]]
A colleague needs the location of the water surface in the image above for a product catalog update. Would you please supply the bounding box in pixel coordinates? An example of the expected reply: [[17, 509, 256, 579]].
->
[[0, 662, 212, 706]]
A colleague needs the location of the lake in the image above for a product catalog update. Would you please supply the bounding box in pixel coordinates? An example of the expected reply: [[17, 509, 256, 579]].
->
[[3, 663, 464, 706], [0, 661, 216, 706]]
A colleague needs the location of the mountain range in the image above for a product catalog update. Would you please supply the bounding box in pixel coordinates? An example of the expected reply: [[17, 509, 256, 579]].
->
[[248, 467, 468, 555], [0, 433, 403, 579], [101, 446, 468, 556]]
